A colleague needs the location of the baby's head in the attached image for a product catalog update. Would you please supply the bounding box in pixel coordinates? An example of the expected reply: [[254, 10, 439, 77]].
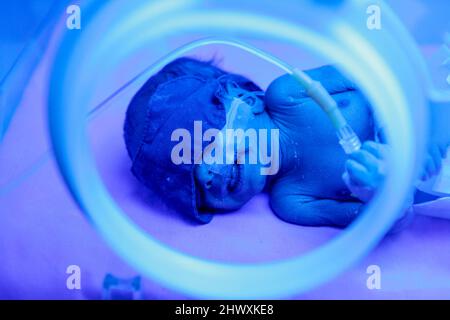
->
[[124, 57, 273, 223]]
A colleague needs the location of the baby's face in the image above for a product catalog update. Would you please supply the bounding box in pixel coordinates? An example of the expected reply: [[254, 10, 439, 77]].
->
[[194, 90, 274, 212], [194, 157, 267, 211]]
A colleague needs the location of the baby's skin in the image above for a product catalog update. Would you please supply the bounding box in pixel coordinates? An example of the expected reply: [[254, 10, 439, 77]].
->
[[265, 66, 376, 226], [195, 65, 449, 227]]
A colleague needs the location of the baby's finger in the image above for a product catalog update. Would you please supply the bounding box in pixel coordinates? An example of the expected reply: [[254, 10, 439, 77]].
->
[[421, 145, 443, 180], [349, 149, 379, 173], [342, 171, 355, 190], [429, 145, 443, 174], [345, 170, 362, 188], [439, 143, 449, 158], [361, 141, 386, 160], [422, 155, 437, 181], [345, 159, 372, 187]]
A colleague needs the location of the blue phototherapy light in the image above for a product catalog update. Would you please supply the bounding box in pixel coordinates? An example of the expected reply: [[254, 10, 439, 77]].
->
[[48, 0, 434, 298]]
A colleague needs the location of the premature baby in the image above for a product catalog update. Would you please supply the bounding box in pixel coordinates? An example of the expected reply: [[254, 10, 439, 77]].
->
[[124, 57, 448, 227]]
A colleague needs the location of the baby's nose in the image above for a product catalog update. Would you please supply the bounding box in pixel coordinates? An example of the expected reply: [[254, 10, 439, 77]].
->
[[195, 165, 215, 189], [196, 164, 230, 195]]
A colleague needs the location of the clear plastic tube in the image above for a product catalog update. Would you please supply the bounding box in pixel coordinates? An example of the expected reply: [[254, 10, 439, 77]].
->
[[224, 97, 247, 164], [337, 124, 362, 154], [204, 96, 254, 169], [140, 37, 361, 154], [292, 68, 361, 154]]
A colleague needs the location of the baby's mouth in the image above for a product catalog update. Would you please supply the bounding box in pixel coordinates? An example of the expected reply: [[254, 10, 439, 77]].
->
[[224, 145, 248, 193]]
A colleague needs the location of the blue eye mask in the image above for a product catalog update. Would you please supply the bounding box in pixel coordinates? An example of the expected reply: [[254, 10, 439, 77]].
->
[[126, 75, 226, 223], [124, 70, 264, 223]]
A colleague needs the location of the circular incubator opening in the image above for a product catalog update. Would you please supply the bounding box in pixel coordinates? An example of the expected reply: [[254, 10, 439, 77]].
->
[[48, 0, 428, 298]]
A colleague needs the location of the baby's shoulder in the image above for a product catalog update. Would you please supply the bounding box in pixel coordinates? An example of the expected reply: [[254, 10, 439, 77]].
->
[[265, 74, 304, 109]]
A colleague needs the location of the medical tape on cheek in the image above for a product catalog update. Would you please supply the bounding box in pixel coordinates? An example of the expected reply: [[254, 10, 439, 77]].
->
[[222, 98, 243, 164], [205, 89, 263, 170], [202, 98, 247, 168], [199, 102, 237, 176], [227, 97, 256, 164]]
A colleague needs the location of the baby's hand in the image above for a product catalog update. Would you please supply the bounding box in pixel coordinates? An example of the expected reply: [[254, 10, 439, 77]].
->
[[342, 141, 388, 202], [421, 142, 448, 181]]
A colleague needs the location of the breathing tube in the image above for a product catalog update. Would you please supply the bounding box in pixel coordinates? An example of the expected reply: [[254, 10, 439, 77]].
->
[[204, 89, 264, 179], [145, 37, 362, 155], [291, 68, 362, 153]]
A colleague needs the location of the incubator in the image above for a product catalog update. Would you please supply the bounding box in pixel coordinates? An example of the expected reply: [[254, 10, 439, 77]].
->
[[1, 0, 450, 299]]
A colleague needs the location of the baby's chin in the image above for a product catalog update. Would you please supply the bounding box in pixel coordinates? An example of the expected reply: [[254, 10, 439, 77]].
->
[[213, 164, 266, 211], [203, 164, 268, 212]]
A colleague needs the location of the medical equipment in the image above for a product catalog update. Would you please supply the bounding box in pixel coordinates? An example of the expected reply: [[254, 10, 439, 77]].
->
[[292, 68, 362, 154], [154, 37, 362, 155], [102, 274, 143, 300], [223, 97, 254, 163], [0, 1, 65, 142], [198, 96, 252, 177], [43, 0, 449, 298], [222, 91, 264, 163]]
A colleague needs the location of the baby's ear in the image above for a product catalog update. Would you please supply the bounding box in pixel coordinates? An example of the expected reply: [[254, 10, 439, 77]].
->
[[265, 74, 306, 108]]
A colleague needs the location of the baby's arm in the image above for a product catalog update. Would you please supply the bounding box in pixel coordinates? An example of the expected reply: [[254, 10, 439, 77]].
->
[[270, 186, 363, 227]]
